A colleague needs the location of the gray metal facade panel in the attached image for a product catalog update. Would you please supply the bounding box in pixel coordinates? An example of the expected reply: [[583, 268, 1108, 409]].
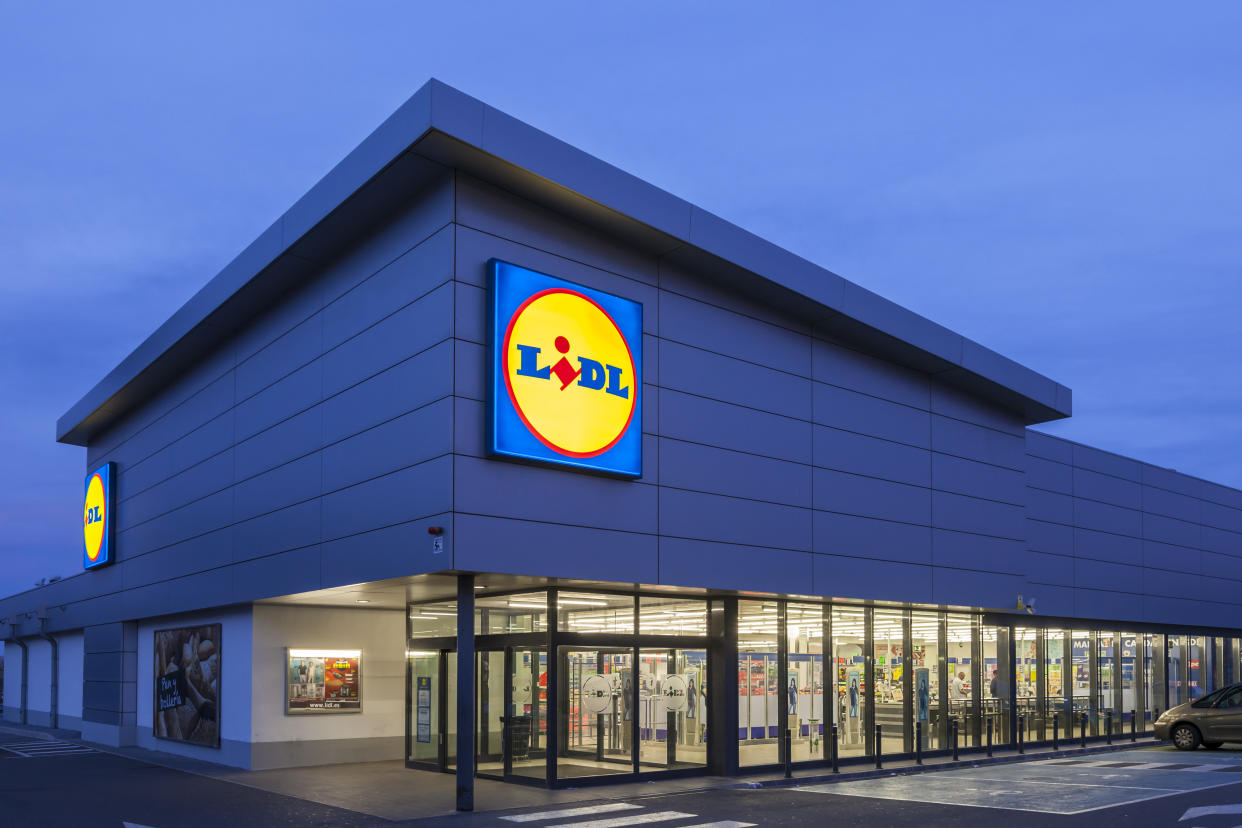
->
[[1, 177, 458, 630], [1025, 430, 1242, 629], [445, 177, 1040, 607]]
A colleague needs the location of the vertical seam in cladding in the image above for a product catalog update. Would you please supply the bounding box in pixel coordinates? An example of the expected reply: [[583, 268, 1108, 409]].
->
[[318, 307, 326, 591], [450, 172, 457, 570], [928, 401, 935, 598], [655, 260, 662, 584], [809, 327, 815, 594]]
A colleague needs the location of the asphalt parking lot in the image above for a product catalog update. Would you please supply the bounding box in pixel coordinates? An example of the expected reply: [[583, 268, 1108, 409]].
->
[[5, 730, 1242, 827], [799, 745, 1242, 816]]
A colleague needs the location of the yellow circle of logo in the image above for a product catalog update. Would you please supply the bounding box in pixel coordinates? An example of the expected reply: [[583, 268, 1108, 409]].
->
[[503, 289, 636, 458], [83, 472, 107, 561]]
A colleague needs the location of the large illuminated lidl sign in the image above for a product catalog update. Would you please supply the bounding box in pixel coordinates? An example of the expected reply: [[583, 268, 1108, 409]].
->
[[83, 462, 115, 570], [488, 260, 642, 477]]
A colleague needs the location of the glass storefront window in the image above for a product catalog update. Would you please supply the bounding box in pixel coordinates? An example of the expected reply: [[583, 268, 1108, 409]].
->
[[1070, 630, 1091, 734], [639, 647, 707, 769], [409, 650, 442, 764], [1044, 628, 1069, 740], [508, 647, 547, 779], [1098, 632, 1119, 736], [738, 600, 780, 766], [873, 609, 906, 753], [409, 600, 459, 638], [558, 592, 634, 634], [910, 612, 940, 750], [785, 603, 824, 762], [1014, 627, 1038, 741], [639, 596, 707, 636], [1189, 636, 1204, 699], [945, 614, 974, 746], [832, 606, 868, 757], [1118, 632, 1140, 735], [477, 592, 548, 634], [1169, 635, 1184, 706], [982, 624, 1009, 743]]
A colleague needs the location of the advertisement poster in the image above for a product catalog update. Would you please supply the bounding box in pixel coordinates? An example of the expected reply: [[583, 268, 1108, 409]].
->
[[154, 624, 221, 748], [915, 668, 930, 722], [847, 670, 860, 718], [287, 649, 362, 713], [416, 676, 431, 743]]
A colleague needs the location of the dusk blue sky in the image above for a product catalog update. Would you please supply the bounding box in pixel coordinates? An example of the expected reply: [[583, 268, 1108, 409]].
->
[[1, 3, 1240, 603]]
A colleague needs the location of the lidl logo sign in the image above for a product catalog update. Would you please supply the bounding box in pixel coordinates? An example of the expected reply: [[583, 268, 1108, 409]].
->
[[488, 260, 642, 477], [83, 462, 116, 570]]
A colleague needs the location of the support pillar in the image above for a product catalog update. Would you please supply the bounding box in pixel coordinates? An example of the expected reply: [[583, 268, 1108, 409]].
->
[[456, 574, 475, 811], [81, 622, 137, 746], [708, 598, 738, 776]]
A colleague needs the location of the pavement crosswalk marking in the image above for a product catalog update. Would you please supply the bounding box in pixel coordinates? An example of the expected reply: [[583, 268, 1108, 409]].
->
[[544, 812, 697, 828], [499, 800, 756, 828], [502, 804, 643, 822], [0, 738, 96, 758]]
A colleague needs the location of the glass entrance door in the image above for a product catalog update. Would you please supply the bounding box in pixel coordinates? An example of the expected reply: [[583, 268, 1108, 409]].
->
[[558, 647, 633, 778]]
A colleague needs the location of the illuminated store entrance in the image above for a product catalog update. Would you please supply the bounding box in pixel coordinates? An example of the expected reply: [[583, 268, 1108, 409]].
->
[[407, 588, 714, 786]]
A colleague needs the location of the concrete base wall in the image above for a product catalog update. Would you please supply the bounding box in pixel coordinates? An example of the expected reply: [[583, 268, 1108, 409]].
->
[[250, 734, 403, 770], [81, 719, 136, 748], [250, 604, 405, 768], [136, 607, 253, 768]]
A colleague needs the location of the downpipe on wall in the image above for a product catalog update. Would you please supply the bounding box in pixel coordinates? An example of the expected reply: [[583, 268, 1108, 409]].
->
[[38, 612, 58, 729]]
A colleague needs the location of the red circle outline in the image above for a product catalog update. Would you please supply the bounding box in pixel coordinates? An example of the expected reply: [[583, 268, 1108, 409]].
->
[[84, 472, 105, 561], [501, 288, 637, 459]]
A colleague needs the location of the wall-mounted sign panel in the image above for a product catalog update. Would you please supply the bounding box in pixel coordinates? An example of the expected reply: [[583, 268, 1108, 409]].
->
[[82, 462, 115, 570], [488, 259, 642, 478], [286, 649, 362, 713], [154, 624, 221, 748]]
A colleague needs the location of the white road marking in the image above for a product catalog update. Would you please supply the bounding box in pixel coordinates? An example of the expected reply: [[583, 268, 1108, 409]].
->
[[0, 739, 96, 758], [545, 812, 697, 828], [677, 823, 756, 828], [1180, 803, 1242, 821], [502, 804, 643, 822]]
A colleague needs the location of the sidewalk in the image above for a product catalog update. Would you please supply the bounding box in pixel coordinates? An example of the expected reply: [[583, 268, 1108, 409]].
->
[[734, 735, 1166, 789], [0, 721, 1169, 822]]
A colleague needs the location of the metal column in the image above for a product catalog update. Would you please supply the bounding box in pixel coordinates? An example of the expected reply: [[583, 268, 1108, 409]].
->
[[709, 598, 738, 776], [456, 574, 476, 811]]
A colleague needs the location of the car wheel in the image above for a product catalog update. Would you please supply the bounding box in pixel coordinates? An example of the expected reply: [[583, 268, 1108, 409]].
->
[[1171, 724, 1201, 751], [1203, 741, 1223, 750]]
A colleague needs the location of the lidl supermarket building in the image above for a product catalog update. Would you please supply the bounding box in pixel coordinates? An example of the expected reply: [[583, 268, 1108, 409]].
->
[[4, 81, 1242, 800]]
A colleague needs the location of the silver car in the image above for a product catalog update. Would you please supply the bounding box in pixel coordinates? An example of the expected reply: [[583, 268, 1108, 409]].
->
[[1154, 683, 1242, 750]]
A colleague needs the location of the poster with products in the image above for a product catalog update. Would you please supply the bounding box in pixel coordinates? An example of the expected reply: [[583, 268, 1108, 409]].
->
[[154, 624, 221, 747], [286, 648, 363, 713]]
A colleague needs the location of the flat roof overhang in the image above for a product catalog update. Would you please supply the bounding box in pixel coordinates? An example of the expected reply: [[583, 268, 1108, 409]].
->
[[57, 79, 1071, 447]]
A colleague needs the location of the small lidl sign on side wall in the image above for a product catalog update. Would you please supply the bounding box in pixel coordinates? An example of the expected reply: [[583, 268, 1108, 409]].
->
[[83, 462, 115, 570], [488, 260, 642, 477]]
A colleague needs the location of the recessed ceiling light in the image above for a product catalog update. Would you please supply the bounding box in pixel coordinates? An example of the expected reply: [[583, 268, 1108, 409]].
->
[[356, 599, 371, 604]]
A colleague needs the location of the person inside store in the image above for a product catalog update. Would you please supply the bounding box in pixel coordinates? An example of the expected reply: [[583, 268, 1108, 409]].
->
[[951, 671, 968, 699]]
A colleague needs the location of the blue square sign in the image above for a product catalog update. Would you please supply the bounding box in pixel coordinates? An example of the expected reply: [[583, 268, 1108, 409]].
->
[[487, 260, 642, 477]]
